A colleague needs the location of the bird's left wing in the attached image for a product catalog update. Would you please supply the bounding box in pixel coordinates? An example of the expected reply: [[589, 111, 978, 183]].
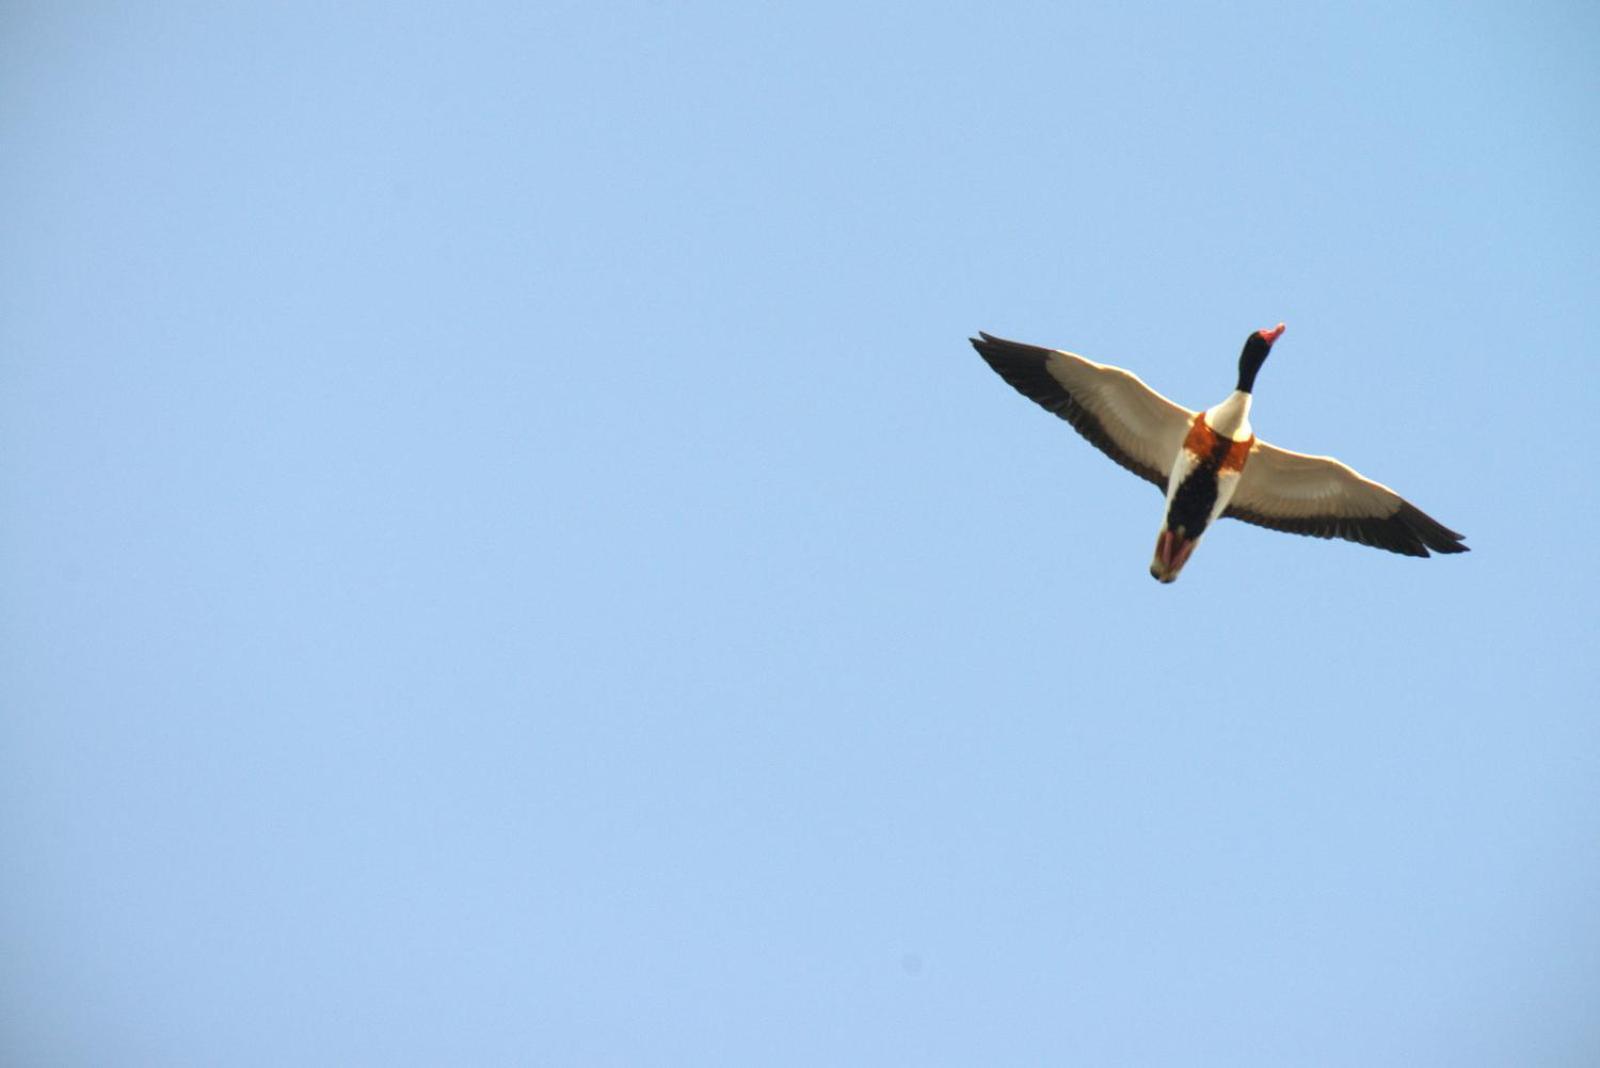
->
[[971, 332, 1195, 490], [1225, 440, 1468, 557]]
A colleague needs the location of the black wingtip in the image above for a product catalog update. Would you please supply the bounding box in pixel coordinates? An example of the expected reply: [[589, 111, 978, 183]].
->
[[1224, 500, 1469, 560], [969, 329, 1170, 490], [1397, 501, 1469, 556]]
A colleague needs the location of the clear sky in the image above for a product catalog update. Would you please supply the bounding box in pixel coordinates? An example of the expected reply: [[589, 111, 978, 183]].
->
[[3, 2, 1598, 1064]]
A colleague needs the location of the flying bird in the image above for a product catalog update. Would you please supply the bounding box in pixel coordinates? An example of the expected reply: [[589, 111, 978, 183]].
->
[[971, 325, 1468, 583]]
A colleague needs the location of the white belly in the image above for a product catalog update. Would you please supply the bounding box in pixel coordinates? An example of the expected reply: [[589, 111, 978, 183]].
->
[[1162, 435, 1249, 524], [1209, 468, 1244, 525]]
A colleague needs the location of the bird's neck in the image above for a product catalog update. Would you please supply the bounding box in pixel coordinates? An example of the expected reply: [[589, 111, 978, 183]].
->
[[1237, 357, 1265, 394], [1204, 391, 1254, 441]]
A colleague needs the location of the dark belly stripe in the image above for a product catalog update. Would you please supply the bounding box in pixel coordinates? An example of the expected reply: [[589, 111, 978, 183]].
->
[[1168, 415, 1254, 536], [1168, 468, 1219, 536]]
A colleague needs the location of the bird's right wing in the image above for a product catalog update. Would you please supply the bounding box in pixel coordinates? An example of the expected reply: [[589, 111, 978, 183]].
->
[[971, 332, 1195, 490], [1224, 440, 1468, 556]]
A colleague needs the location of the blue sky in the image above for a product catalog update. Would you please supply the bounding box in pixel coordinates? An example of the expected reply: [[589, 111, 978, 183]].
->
[[3, 2, 1597, 1064]]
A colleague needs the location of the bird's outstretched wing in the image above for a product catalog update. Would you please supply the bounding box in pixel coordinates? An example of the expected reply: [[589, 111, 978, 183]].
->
[[1225, 441, 1468, 556], [971, 332, 1194, 490]]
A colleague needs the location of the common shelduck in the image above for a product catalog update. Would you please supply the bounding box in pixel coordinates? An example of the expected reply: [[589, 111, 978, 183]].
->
[[971, 325, 1468, 583]]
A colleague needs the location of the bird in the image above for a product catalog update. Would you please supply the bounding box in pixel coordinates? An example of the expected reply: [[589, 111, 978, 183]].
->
[[970, 324, 1468, 583]]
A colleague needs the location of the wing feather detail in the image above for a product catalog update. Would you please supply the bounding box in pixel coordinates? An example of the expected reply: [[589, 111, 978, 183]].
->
[[971, 332, 1194, 490], [1225, 441, 1468, 557]]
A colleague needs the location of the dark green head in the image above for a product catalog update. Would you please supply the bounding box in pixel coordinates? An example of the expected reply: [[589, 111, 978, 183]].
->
[[1237, 322, 1285, 394]]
